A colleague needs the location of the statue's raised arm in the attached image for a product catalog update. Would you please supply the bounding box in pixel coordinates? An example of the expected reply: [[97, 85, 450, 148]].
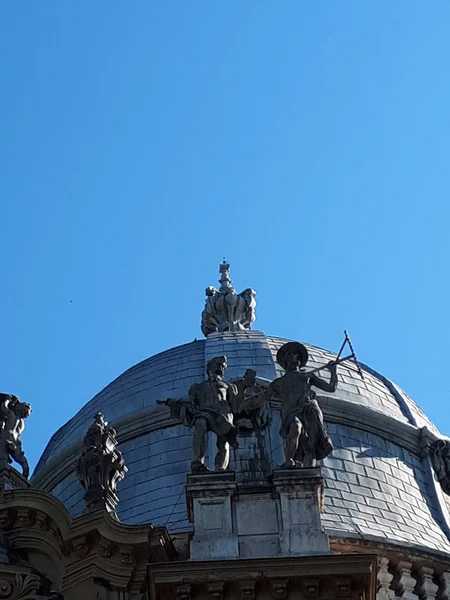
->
[[269, 342, 335, 469]]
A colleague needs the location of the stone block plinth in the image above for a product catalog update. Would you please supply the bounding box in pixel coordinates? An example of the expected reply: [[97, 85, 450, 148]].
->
[[272, 467, 330, 556], [186, 472, 238, 560]]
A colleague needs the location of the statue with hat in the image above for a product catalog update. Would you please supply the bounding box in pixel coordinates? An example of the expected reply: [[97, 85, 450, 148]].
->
[[244, 342, 337, 468], [274, 342, 336, 468]]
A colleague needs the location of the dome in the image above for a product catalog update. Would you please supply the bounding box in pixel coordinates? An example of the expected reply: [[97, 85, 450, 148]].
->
[[32, 329, 450, 559]]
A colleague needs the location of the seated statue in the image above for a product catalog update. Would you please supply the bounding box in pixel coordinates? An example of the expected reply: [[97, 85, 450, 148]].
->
[[158, 356, 255, 473], [0, 393, 32, 478]]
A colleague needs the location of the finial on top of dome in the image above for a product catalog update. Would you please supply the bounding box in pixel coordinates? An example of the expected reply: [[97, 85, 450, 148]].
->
[[201, 260, 256, 337], [219, 258, 234, 292]]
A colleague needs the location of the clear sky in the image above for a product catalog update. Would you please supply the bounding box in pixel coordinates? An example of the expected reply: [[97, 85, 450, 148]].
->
[[1, 1, 450, 471]]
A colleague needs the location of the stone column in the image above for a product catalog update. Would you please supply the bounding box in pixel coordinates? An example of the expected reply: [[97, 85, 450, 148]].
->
[[441, 572, 450, 600], [419, 567, 438, 600], [397, 561, 418, 600], [272, 468, 329, 556], [377, 557, 395, 600], [186, 472, 238, 560]]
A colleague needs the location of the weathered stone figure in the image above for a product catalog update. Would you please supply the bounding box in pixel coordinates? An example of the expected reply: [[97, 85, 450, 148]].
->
[[76, 412, 127, 513], [245, 342, 336, 468], [430, 439, 450, 494], [159, 356, 256, 473], [0, 393, 32, 478], [273, 342, 336, 467]]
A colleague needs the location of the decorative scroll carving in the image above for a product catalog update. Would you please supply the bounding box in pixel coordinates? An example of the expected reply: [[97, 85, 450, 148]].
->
[[376, 557, 395, 600], [0, 394, 32, 478], [72, 536, 90, 559], [0, 572, 40, 600], [429, 439, 450, 495], [158, 358, 256, 473], [98, 539, 113, 558], [201, 260, 256, 336], [75, 413, 127, 513]]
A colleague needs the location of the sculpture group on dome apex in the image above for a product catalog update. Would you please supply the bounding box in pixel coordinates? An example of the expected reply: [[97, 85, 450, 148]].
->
[[201, 259, 256, 337]]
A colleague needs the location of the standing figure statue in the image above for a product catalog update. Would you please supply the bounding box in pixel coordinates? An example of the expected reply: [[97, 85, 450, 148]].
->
[[0, 393, 32, 478], [244, 342, 336, 468], [158, 356, 256, 473], [272, 342, 336, 468]]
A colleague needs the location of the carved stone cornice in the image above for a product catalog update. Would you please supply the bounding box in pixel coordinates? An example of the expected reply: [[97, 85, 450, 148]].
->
[[148, 554, 377, 600], [0, 486, 174, 599]]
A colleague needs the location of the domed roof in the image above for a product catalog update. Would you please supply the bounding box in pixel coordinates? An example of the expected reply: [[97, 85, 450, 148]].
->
[[32, 330, 450, 559]]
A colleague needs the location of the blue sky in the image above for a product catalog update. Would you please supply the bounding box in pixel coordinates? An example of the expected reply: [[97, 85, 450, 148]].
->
[[1, 1, 450, 470]]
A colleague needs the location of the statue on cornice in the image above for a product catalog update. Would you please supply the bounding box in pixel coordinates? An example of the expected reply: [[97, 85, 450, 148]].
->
[[243, 342, 337, 468], [158, 356, 256, 473], [76, 413, 127, 513], [201, 260, 256, 336], [0, 393, 32, 478]]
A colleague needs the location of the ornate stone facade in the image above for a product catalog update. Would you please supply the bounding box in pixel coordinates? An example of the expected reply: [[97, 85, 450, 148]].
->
[[3, 268, 450, 599]]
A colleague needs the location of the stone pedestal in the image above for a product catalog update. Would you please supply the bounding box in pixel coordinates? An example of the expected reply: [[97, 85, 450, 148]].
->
[[186, 472, 238, 560], [272, 467, 330, 556], [0, 462, 29, 503], [187, 468, 330, 560]]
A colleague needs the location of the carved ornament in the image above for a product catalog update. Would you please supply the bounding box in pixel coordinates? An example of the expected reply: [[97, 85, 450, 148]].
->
[[238, 581, 256, 600], [201, 260, 256, 336], [0, 571, 40, 600], [271, 580, 288, 600], [75, 413, 127, 513]]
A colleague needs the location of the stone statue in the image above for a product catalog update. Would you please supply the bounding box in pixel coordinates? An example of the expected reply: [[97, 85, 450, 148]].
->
[[244, 342, 336, 468], [201, 260, 256, 336], [430, 439, 450, 494], [76, 413, 127, 513], [158, 356, 256, 473], [0, 393, 32, 478]]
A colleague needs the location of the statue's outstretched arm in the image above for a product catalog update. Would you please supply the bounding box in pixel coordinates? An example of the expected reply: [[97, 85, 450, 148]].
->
[[310, 363, 338, 393]]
